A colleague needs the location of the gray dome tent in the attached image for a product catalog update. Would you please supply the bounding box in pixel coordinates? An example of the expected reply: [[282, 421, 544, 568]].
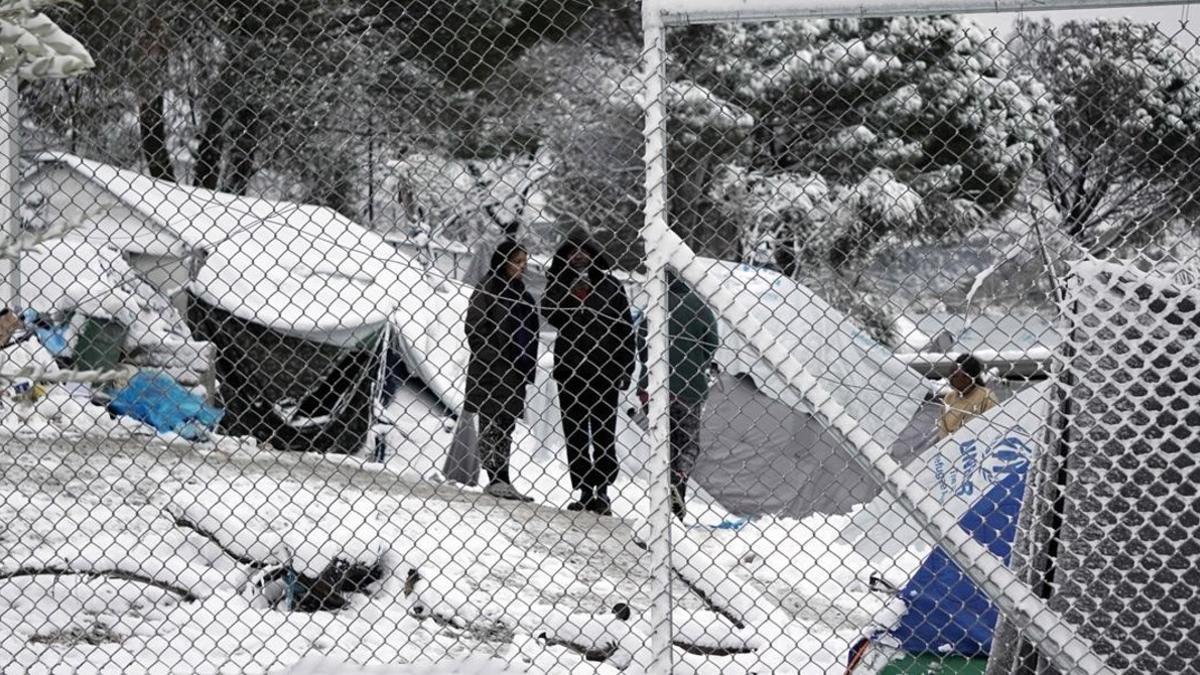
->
[[694, 372, 881, 517], [627, 259, 934, 519]]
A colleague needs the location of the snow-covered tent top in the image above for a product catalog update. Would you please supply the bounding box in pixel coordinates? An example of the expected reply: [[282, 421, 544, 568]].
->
[[391, 274, 471, 416], [19, 234, 135, 319], [191, 224, 402, 348], [631, 259, 932, 450], [187, 210, 472, 414], [24, 152, 472, 416], [29, 152, 366, 257]]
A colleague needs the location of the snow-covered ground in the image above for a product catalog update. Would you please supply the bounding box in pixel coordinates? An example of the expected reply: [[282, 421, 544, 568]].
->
[[0, 261, 932, 673], [1, 409, 924, 674]]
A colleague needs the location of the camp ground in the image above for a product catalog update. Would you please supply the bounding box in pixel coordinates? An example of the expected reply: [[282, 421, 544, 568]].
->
[[6, 148, 1197, 674], [4, 0, 1200, 671], [3, 154, 1085, 672]]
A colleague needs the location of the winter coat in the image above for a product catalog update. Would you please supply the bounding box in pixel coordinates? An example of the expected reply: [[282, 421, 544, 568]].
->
[[936, 385, 998, 440], [543, 246, 636, 391], [637, 276, 721, 404], [464, 274, 539, 419]]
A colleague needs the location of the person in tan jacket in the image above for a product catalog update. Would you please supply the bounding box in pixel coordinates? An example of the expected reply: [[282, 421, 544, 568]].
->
[[937, 354, 998, 440], [0, 308, 22, 347]]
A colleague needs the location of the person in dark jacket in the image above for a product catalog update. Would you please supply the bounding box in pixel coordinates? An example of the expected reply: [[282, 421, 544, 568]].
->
[[543, 234, 636, 515], [464, 239, 539, 502], [637, 270, 720, 521]]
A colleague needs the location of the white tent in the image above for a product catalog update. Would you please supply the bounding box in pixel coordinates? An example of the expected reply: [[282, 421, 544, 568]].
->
[[680, 259, 931, 451], [22, 152, 474, 435], [192, 223, 401, 348], [184, 202, 474, 417]]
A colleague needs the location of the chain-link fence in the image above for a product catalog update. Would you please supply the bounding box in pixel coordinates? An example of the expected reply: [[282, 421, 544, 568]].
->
[[1, 0, 1198, 673]]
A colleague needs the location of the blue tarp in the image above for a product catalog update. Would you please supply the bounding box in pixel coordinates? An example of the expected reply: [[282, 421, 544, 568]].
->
[[109, 372, 224, 440], [887, 461, 1027, 657], [20, 309, 71, 357]]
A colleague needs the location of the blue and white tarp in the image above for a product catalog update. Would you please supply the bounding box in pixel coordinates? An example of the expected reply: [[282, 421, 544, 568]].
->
[[844, 381, 1051, 661]]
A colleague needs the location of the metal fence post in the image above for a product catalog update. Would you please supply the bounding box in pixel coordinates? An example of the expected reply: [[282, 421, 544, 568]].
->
[[638, 3, 674, 673], [2, 72, 21, 310]]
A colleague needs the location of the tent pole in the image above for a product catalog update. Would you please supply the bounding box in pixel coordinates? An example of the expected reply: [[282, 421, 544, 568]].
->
[[637, 4, 674, 674], [370, 323, 392, 462]]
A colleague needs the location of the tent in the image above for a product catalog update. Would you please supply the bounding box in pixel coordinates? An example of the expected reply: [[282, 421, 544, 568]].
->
[[845, 383, 1050, 674], [692, 372, 903, 518], [630, 259, 933, 517], [624, 260, 931, 449], [185, 212, 473, 454]]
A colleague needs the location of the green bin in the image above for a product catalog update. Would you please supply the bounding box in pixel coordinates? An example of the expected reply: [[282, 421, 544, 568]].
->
[[73, 316, 129, 377]]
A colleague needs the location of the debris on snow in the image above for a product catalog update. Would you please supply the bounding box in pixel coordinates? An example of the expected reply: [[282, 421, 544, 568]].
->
[[170, 477, 386, 579], [535, 607, 637, 667]]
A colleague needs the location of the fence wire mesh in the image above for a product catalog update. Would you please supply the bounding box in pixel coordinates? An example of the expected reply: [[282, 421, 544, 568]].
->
[[0, 1, 1198, 674]]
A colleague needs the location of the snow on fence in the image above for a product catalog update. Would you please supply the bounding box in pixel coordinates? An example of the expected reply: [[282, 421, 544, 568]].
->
[[1, 1, 1198, 674]]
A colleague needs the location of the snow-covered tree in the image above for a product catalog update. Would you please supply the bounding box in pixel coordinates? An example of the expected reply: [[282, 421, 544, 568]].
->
[[472, 12, 755, 267], [25, 0, 195, 179], [405, 0, 598, 88], [1011, 18, 1200, 251], [0, 0, 93, 79], [687, 16, 1054, 271]]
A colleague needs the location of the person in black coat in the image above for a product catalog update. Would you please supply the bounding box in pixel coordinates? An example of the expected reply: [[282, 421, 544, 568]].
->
[[464, 239, 539, 502], [542, 234, 636, 515]]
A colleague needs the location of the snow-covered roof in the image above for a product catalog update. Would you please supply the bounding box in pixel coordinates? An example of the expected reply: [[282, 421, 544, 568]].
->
[[32, 152, 369, 254]]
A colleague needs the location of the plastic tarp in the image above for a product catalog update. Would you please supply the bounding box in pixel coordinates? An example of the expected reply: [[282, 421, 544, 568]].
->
[[888, 461, 1024, 657], [108, 371, 223, 440], [847, 382, 1049, 665]]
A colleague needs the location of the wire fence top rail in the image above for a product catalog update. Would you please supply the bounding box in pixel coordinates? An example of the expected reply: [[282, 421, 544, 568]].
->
[[654, 0, 1194, 24]]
